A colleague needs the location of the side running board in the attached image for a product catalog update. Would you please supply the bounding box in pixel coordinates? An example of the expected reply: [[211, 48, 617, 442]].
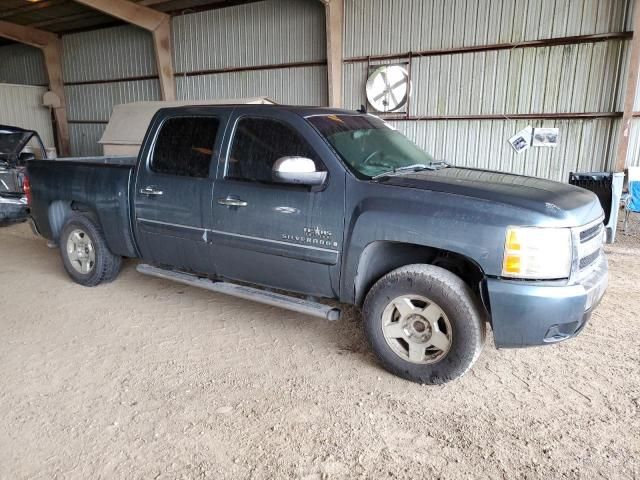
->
[[136, 264, 341, 321]]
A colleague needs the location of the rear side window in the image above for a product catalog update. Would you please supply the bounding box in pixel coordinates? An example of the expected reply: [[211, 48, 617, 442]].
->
[[151, 116, 219, 178], [226, 117, 324, 183]]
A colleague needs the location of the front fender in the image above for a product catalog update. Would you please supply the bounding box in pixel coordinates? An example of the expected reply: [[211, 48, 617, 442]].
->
[[339, 188, 518, 303]]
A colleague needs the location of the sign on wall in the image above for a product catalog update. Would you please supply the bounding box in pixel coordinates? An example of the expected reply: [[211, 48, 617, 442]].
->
[[508, 126, 560, 153]]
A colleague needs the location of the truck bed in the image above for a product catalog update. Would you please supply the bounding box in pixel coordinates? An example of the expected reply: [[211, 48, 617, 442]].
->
[[26, 156, 138, 258]]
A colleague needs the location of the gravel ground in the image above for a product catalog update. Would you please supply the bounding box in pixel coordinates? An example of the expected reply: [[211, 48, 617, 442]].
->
[[0, 218, 639, 479]]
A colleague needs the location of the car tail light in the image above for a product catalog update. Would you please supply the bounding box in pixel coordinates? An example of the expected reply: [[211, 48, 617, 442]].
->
[[23, 175, 32, 206]]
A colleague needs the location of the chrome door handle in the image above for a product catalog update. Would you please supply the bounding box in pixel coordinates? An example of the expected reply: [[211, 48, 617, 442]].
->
[[140, 186, 163, 196], [217, 196, 248, 207]]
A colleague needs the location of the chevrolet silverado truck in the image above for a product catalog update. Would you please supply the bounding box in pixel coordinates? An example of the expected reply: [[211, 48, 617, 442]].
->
[[25, 105, 608, 384]]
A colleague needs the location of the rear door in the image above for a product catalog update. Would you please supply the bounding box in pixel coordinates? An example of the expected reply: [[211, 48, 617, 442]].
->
[[209, 108, 345, 297], [134, 110, 228, 273]]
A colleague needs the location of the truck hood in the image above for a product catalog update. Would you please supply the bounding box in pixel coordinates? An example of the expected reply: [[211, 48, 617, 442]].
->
[[379, 167, 603, 226]]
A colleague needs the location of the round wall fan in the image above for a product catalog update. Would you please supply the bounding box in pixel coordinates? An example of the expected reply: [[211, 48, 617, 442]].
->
[[365, 65, 410, 113]]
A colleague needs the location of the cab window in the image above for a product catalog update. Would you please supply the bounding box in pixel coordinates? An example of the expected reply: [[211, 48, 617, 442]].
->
[[151, 116, 219, 178], [226, 117, 324, 183]]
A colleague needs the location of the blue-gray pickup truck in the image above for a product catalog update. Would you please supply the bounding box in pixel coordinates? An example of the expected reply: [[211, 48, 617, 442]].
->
[[25, 105, 608, 384]]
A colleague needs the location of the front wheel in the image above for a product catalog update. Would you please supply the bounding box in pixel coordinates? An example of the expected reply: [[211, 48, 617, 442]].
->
[[363, 264, 486, 384], [59, 213, 122, 287]]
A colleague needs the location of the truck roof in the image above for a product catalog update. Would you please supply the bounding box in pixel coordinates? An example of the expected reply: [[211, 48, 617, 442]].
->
[[98, 101, 359, 156], [152, 104, 359, 118]]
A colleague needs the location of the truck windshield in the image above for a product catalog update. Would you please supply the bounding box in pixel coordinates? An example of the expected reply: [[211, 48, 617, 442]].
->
[[307, 114, 436, 179]]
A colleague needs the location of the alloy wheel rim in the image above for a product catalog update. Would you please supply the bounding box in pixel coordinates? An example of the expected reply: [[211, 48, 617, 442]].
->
[[66, 228, 96, 274], [381, 294, 453, 364]]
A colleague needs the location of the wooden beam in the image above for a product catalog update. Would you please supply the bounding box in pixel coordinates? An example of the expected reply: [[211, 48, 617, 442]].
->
[[0, 21, 70, 156], [73, 0, 166, 31], [152, 16, 176, 101], [43, 40, 71, 156], [615, 0, 640, 172], [321, 0, 343, 108], [0, 20, 58, 47], [73, 0, 176, 100]]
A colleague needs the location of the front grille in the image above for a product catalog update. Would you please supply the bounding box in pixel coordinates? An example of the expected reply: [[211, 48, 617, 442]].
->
[[580, 223, 603, 242], [579, 249, 600, 269], [574, 220, 604, 273]]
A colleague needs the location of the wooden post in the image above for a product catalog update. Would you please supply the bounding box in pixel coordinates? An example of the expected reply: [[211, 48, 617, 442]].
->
[[0, 20, 70, 155], [615, 0, 640, 172], [152, 16, 176, 101], [322, 0, 344, 108], [74, 0, 176, 101], [42, 39, 70, 156]]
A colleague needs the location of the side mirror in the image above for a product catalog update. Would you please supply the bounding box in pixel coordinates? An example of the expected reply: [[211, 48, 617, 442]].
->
[[272, 156, 327, 186]]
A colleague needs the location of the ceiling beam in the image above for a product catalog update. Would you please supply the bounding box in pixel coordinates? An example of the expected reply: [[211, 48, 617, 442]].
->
[[0, 20, 70, 156], [73, 0, 176, 100], [0, 19, 58, 47], [0, 0, 63, 20], [320, 0, 343, 108], [73, 0, 167, 31]]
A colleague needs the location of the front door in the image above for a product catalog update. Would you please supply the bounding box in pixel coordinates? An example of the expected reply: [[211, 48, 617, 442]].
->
[[210, 109, 345, 298], [134, 111, 227, 274]]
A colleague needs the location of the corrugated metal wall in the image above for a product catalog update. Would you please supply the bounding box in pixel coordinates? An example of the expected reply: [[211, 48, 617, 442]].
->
[[0, 44, 47, 86], [58, 0, 326, 155], [344, 0, 630, 57], [62, 25, 161, 156], [176, 66, 327, 104], [344, 41, 625, 116], [0, 83, 55, 148], [344, 0, 633, 180], [173, 0, 325, 72], [173, 0, 326, 104], [389, 118, 619, 183]]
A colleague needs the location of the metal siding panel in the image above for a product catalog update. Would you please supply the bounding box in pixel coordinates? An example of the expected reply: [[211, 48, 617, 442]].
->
[[173, 0, 325, 74], [413, 41, 625, 115], [344, 0, 631, 58], [387, 118, 615, 181], [0, 83, 55, 148], [69, 123, 106, 157], [176, 66, 327, 105], [342, 62, 367, 110], [65, 80, 161, 121], [0, 44, 47, 86], [62, 25, 157, 83]]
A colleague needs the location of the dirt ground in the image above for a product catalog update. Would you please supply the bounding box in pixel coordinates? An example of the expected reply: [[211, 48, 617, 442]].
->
[[0, 218, 639, 480]]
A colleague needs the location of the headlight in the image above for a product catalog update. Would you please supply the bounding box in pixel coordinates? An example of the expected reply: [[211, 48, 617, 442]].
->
[[502, 227, 572, 279]]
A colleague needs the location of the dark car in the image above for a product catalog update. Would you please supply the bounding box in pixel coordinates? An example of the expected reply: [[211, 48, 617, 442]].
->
[[0, 125, 48, 226], [25, 105, 608, 384]]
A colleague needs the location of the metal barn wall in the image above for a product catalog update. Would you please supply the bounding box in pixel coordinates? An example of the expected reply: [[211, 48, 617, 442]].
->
[[344, 0, 633, 180], [173, 0, 327, 104], [0, 83, 56, 149], [62, 25, 161, 156], [0, 44, 47, 86], [345, 0, 630, 57], [59, 0, 326, 156]]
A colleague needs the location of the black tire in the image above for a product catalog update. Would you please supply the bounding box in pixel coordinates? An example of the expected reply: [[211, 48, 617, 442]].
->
[[59, 213, 122, 287], [363, 264, 486, 384]]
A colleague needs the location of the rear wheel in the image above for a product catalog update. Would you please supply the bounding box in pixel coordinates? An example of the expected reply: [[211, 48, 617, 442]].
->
[[363, 264, 486, 384], [59, 213, 122, 286]]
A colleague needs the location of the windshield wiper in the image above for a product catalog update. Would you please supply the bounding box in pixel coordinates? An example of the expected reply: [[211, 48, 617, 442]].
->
[[372, 163, 439, 180]]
